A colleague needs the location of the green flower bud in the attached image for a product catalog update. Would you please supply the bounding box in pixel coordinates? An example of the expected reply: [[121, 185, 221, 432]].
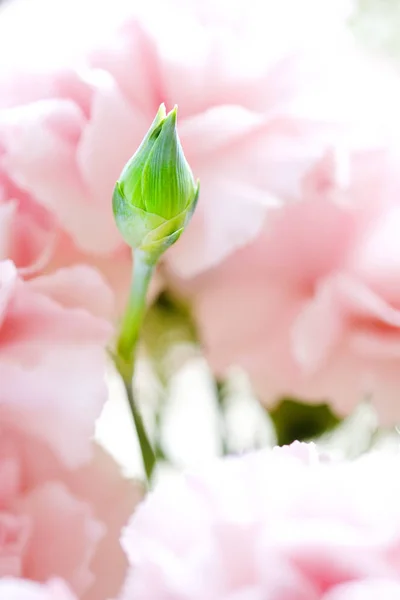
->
[[113, 104, 199, 263]]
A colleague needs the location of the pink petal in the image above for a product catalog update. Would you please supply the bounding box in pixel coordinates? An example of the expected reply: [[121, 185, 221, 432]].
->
[[15, 482, 104, 597], [28, 265, 115, 321], [0, 201, 17, 260], [65, 445, 143, 600], [76, 71, 149, 216], [0, 262, 112, 467], [0, 100, 119, 254]]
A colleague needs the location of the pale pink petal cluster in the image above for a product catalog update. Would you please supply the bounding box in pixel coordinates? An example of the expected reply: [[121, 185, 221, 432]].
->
[[0, 259, 113, 466], [121, 442, 400, 599], [0, 255, 142, 599], [180, 142, 400, 423], [0, 0, 374, 292]]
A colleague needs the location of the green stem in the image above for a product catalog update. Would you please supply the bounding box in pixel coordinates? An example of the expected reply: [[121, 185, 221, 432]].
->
[[115, 248, 156, 483], [123, 378, 156, 482], [117, 249, 154, 375]]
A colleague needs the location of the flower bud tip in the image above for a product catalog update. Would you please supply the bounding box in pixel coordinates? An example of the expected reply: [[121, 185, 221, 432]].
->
[[112, 104, 199, 263]]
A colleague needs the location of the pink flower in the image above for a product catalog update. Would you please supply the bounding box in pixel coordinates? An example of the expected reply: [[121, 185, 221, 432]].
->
[[0, 259, 113, 466], [0, 441, 141, 600], [0, 258, 141, 599], [0, 578, 77, 600], [176, 144, 400, 423], [0, 0, 376, 288], [120, 442, 400, 599]]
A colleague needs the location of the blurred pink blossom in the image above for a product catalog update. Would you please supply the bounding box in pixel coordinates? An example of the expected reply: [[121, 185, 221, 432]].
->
[[0, 439, 141, 600], [120, 442, 400, 599], [0, 0, 382, 293], [0, 258, 141, 599], [0, 579, 77, 600], [177, 145, 400, 423], [0, 259, 113, 466]]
